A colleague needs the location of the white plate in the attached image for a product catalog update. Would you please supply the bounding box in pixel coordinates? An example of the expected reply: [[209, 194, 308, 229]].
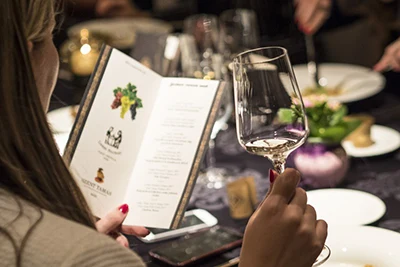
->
[[342, 125, 400, 157], [68, 18, 173, 49], [293, 63, 385, 103], [324, 226, 400, 267], [47, 106, 77, 133], [54, 133, 70, 156], [307, 189, 386, 226]]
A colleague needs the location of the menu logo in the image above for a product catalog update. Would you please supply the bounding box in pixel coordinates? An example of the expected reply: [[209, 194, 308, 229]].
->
[[105, 126, 122, 149], [95, 168, 105, 184]]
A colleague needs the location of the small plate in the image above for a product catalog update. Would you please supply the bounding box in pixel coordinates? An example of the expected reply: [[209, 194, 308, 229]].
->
[[324, 226, 400, 267], [68, 18, 173, 49], [342, 125, 400, 157], [293, 63, 385, 103], [48, 106, 77, 155], [307, 189, 386, 226], [47, 106, 77, 134]]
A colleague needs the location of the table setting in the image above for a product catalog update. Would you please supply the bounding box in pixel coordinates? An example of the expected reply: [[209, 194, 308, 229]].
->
[[47, 8, 400, 267]]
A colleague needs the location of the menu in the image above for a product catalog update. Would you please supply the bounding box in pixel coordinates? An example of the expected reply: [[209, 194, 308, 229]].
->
[[64, 45, 224, 229]]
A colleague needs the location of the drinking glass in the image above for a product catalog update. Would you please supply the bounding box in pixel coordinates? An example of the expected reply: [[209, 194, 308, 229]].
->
[[233, 47, 330, 266], [184, 14, 233, 189], [219, 9, 260, 60], [183, 14, 220, 79]]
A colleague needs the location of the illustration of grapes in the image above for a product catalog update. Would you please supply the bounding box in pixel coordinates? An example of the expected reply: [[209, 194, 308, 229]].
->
[[111, 83, 143, 120]]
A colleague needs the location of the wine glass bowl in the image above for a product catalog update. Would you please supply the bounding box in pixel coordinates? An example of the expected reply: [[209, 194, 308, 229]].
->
[[233, 47, 309, 173]]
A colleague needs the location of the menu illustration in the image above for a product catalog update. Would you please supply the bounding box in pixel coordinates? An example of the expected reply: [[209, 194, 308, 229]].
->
[[64, 45, 224, 229]]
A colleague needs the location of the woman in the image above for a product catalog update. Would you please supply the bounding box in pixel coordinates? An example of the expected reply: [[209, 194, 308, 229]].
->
[[0, 0, 327, 266]]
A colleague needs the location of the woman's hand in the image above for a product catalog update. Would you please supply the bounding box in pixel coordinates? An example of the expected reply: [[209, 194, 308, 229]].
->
[[295, 0, 332, 35], [239, 169, 328, 267], [96, 204, 149, 247], [374, 38, 400, 72]]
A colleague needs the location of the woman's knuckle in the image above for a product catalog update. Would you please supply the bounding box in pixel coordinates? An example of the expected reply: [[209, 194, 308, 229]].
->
[[298, 226, 314, 240], [311, 240, 324, 253], [262, 200, 281, 216], [285, 210, 302, 227]]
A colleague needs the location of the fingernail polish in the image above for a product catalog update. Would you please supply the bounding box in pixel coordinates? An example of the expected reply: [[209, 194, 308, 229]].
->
[[119, 204, 129, 214], [269, 169, 276, 183], [304, 27, 312, 35]]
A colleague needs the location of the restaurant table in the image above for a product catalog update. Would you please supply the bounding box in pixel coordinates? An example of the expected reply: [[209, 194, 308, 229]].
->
[[51, 78, 400, 267]]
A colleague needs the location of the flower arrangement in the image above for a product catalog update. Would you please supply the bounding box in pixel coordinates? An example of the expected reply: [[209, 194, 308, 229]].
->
[[279, 95, 361, 143]]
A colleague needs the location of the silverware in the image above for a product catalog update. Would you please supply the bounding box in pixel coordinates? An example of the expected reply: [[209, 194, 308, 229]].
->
[[305, 34, 322, 88]]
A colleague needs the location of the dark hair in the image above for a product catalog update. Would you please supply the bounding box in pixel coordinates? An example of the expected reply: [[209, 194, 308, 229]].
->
[[0, 0, 95, 239]]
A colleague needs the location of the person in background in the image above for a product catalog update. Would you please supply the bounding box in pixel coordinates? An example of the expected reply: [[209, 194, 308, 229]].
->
[[0, 0, 327, 266], [303, 0, 400, 92], [371, 0, 400, 72], [295, 0, 333, 35], [66, 0, 150, 18], [375, 37, 400, 72]]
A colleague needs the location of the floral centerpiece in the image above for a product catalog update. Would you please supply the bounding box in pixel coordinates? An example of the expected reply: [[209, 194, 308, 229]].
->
[[278, 95, 361, 188], [278, 94, 361, 143]]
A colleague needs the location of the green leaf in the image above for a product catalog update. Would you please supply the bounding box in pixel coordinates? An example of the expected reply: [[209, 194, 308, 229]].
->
[[136, 98, 143, 108], [278, 108, 296, 124], [113, 87, 122, 96], [329, 106, 347, 126], [126, 83, 137, 91]]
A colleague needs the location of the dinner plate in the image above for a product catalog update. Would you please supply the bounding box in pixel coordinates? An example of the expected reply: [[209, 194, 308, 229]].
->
[[342, 125, 400, 157], [47, 106, 77, 134], [324, 226, 400, 267], [68, 18, 173, 49], [293, 63, 385, 103], [307, 189, 386, 226]]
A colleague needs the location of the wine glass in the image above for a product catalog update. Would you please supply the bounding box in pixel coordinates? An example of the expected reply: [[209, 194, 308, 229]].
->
[[219, 9, 260, 60], [232, 47, 330, 266], [183, 14, 233, 189], [183, 14, 220, 79]]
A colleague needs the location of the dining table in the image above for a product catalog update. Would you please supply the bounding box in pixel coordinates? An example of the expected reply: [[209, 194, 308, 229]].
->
[[50, 75, 400, 267]]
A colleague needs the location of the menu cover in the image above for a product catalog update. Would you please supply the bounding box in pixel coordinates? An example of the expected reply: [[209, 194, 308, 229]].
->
[[64, 45, 224, 229]]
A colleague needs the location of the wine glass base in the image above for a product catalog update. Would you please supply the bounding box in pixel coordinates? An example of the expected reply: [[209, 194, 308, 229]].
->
[[196, 168, 229, 189], [313, 245, 331, 267]]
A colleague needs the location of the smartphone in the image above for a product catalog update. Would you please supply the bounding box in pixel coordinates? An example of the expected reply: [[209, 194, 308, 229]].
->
[[139, 209, 218, 243], [149, 226, 243, 266]]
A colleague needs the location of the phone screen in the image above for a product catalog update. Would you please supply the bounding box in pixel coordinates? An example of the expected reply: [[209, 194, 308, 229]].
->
[[150, 227, 242, 265], [148, 215, 204, 234]]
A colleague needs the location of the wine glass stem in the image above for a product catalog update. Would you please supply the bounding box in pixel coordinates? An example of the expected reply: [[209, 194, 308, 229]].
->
[[273, 158, 286, 174], [205, 138, 216, 168]]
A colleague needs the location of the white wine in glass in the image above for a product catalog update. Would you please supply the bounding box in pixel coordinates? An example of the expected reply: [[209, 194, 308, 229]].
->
[[232, 47, 330, 266], [233, 46, 308, 173]]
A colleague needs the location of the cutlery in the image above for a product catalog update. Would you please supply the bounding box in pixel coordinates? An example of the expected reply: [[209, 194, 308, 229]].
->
[[305, 34, 322, 88]]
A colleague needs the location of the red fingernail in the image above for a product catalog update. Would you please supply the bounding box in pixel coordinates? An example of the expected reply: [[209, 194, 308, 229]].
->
[[303, 27, 312, 34], [119, 204, 129, 214], [269, 169, 276, 183]]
